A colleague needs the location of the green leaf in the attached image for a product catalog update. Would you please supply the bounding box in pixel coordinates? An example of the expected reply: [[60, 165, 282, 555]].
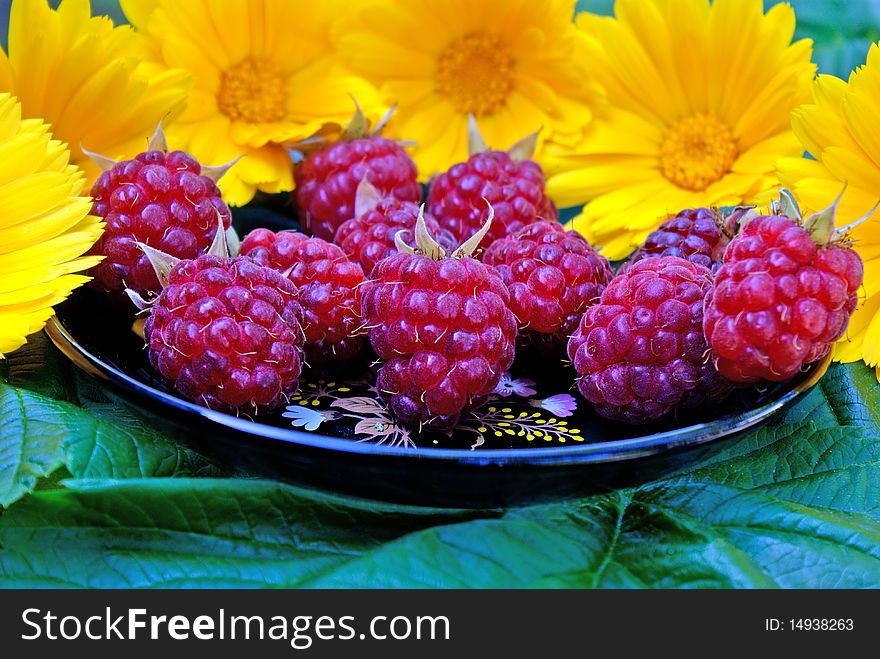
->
[[2, 422, 878, 588], [0, 381, 223, 507], [0, 385, 68, 508], [0, 479, 489, 588], [70, 375, 225, 479], [304, 424, 880, 588], [65, 401, 224, 481], [0, 332, 77, 403], [780, 362, 880, 433]]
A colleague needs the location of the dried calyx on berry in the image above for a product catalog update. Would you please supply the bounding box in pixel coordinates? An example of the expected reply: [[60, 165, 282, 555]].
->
[[466, 114, 541, 164], [240, 228, 366, 365], [84, 121, 241, 297], [293, 102, 421, 242], [84, 121, 242, 184], [357, 204, 518, 429], [704, 187, 869, 385], [334, 178, 456, 275], [427, 116, 557, 250], [353, 176, 386, 219], [393, 201, 495, 261], [770, 187, 876, 245], [289, 102, 401, 155], [124, 214, 232, 311]]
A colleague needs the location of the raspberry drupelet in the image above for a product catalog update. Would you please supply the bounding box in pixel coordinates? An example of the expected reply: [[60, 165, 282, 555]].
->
[[358, 206, 518, 429], [622, 206, 745, 274], [704, 190, 865, 384], [427, 117, 556, 251], [568, 256, 729, 424], [483, 220, 613, 347], [294, 105, 420, 242], [86, 123, 234, 297], [240, 229, 366, 365], [334, 179, 455, 275], [140, 227, 306, 415]]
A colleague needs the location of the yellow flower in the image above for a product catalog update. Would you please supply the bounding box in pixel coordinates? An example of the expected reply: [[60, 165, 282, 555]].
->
[[122, 0, 382, 206], [334, 0, 597, 177], [546, 0, 815, 260], [778, 43, 880, 375], [0, 0, 191, 184], [0, 93, 102, 357]]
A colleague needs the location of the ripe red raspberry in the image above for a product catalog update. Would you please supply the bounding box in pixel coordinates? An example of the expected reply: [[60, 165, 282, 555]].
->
[[427, 150, 557, 249], [704, 197, 863, 384], [358, 212, 517, 428], [568, 257, 729, 423], [143, 255, 305, 414], [623, 207, 740, 274], [293, 108, 420, 242], [241, 229, 365, 364], [334, 197, 455, 275], [483, 221, 612, 346], [427, 119, 556, 250], [87, 130, 232, 297]]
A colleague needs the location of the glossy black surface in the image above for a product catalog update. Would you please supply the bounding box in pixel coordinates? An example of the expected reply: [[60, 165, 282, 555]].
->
[[47, 288, 830, 507]]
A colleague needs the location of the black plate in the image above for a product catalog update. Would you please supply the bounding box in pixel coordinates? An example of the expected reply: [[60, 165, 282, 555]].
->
[[46, 288, 830, 507]]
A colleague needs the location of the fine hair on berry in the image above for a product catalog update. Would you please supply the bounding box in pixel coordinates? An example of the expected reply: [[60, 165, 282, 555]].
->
[[241, 229, 366, 365], [89, 148, 232, 296], [704, 209, 863, 384], [293, 108, 420, 242], [483, 220, 613, 347], [622, 207, 739, 274], [358, 208, 517, 428], [568, 256, 729, 423], [428, 150, 557, 249], [334, 197, 455, 276], [143, 255, 305, 414]]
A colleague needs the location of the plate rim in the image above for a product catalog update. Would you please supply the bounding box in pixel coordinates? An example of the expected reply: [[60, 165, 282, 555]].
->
[[45, 312, 830, 467]]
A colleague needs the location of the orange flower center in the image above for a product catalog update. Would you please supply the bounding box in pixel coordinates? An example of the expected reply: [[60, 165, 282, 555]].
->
[[436, 32, 514, 116], [218, 57, 286, 123], [659, 113, 738, 191]]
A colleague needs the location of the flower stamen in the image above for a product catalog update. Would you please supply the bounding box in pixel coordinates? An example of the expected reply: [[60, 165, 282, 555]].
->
[[659, 113, 738, 191], [218, 57, 286, 123], [436, 32, 514, 116]]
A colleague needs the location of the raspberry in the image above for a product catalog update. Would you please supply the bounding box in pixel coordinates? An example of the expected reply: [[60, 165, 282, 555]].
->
[[241, 229, 365, 364], [143, 254, 305, 414], [623, 207, 740, 274], [293, 108, 420, 242], [358, 211, 517, 428], [428, 150, 556, 249], [483, 221, 612, 346], [427, 120, 556, 250], [704, 196, 864, 384], [334, 197, 455, 275], [568, 256, 729, 423], [87, 127, 232, 297]]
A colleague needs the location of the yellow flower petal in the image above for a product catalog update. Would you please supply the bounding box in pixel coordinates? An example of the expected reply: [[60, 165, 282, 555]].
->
[[836, 293, 880, 362], [336, 0, 596, 177], [128, 0, 383, 205], [782, 41, 880, 372], [0, 0, 191, 182], [0, 93, 98, 358], [548, 0, 812, 253]]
